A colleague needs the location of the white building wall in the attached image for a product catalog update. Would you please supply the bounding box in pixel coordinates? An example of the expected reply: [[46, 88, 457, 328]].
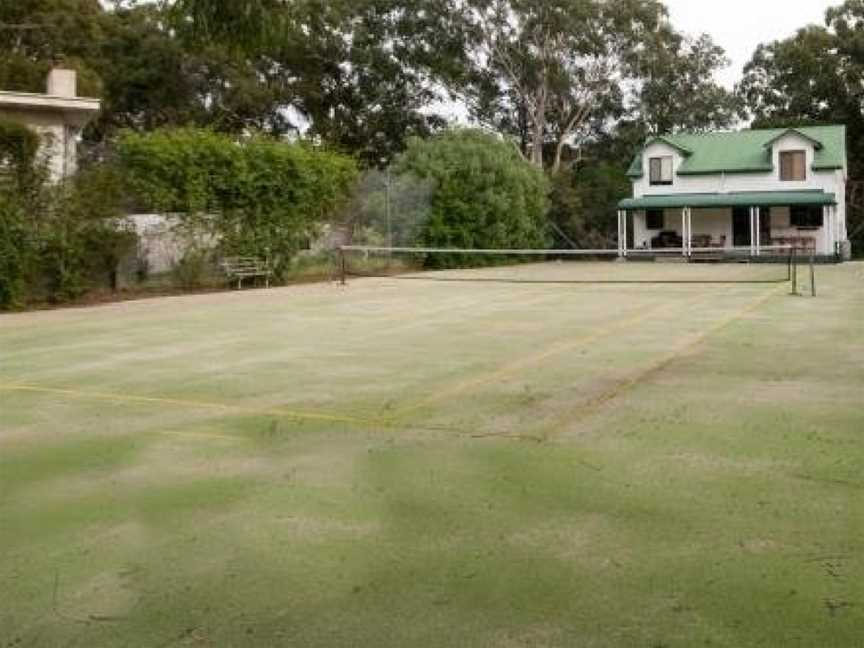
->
[[0, 108, 71, 180], [633, 208, 733, 250]]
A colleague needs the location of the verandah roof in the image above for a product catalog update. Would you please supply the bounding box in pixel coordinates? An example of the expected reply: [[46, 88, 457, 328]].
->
[[619, 191, 837, 211]]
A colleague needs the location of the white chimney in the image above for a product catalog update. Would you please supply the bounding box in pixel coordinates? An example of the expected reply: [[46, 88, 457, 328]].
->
[[46, 68, 77, 98]]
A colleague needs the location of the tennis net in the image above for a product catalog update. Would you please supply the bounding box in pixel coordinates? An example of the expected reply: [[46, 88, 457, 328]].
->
[[335, 245, 805, 285]]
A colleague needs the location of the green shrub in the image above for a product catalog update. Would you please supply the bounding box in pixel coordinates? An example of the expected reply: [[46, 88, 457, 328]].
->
[[0, 119, 134, 309], [0, 120, 43, 309], [171, 246, 215, 290], [118, 128, 358, 279], [38, 166, 135, 302], [395, 130, 550, 266], [548, 163, 631, 250]]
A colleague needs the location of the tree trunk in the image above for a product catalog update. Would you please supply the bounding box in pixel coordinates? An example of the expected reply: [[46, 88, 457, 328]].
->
[[530, 85, 547, 167], [552, 136, 568, 174]]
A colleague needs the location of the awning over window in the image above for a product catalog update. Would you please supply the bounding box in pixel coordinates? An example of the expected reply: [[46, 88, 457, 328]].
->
[[619, 191, 836, 211]]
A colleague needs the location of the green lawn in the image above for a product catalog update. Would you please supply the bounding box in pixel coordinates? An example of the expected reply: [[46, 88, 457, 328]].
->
[[1, 262, 862, 647]]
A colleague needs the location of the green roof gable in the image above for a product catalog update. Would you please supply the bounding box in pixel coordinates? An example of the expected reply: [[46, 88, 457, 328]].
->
[[627, 125, 847, 178]]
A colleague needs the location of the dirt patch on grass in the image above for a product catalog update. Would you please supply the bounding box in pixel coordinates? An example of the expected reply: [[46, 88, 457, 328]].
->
[[273, 515, 380, 539], [58, 569, 140, 623], [506, 514, 613, 564], [738, 538, 783, 554], [665, 451, 793, 474], [491, 623, 567, 648]]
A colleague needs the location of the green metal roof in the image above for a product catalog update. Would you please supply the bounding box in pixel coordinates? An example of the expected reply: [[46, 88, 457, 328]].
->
[[619, 191, 837, 211], [626, 125, 847, 177]]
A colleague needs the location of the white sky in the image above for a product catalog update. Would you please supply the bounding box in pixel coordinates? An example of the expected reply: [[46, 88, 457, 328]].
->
[[664, 0, 840, 88]]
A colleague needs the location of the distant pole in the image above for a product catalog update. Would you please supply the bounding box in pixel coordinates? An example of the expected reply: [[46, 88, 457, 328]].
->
[[810, 253, 816, 297], [339, 247, 347, 286], [791, 247, 798, 295], [384, 165, 393, 250]]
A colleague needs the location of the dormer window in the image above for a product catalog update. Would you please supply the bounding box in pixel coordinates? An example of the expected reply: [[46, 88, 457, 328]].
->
[[780, 150, 806, 181], [649, 156, 673, 186]]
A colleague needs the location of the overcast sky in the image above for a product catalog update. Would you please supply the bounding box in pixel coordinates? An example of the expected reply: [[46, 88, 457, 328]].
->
[[664, 0, 840, 88]]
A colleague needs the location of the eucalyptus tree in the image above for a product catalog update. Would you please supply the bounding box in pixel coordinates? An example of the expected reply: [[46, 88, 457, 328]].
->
[[430, 0, 661, 171], [0, 0, 106, 95], [628, 29, 741, 136], [170, 0, 450, 166], [738, 0, 864, 241]]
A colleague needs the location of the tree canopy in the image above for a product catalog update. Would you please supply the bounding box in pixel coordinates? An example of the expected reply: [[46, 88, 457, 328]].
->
[[737, 0, 864, 242], [396, 130, 550, 256]]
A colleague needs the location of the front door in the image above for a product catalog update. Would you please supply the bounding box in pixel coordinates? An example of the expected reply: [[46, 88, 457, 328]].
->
[[732, 207, 750, 247]]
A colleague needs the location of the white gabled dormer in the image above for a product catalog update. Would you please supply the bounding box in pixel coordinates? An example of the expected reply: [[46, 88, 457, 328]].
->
[[763, 128, 823, 186], [637, 137, 692, 197]]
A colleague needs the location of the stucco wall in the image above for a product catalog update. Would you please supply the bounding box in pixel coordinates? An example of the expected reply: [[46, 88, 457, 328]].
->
[[0, 107, 76, 180]]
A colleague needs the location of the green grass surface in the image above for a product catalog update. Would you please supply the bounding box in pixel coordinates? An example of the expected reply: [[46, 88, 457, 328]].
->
[[1, 261, 862, 647]]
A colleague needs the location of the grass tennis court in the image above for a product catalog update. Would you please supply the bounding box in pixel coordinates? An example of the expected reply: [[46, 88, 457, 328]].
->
[[1, 261, 862, 647]]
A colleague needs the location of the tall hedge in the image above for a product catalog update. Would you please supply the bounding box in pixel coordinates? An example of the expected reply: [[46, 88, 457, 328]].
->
[[0, 120, 132, 309], [118, 129, 358, 276], [0, 120, 42, 308], [396, 130, 550, 258]]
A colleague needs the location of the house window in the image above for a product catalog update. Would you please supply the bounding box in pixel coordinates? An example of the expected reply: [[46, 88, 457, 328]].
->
[[649, 156, 673, 185], [780, 150, 806, 181], [645, 209, 664, 230], [790, 205, 823, 229]]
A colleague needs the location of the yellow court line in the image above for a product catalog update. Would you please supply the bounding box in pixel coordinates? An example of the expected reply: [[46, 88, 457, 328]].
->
[[536, 283, 786, 435], [0, 383, 384, 428], [160, 430, 243, 442], [393, 290, 715, 417]]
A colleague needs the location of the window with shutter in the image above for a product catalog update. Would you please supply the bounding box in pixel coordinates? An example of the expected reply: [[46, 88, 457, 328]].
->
[[649, 156, 673, 185], [780, 151, 806, 181]]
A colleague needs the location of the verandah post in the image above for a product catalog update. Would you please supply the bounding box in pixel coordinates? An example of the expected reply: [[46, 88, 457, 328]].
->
[[682, 208, 687, 258], [755, 207, 761, 257], [617, 210, 626, 258], [687, 207, 693, 258], [623, 211, 628, 258]]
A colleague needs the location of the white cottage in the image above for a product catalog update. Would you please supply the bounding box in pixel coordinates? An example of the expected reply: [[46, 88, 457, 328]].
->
[[0, 69, 101, 181], [617, 126, 849, 259]]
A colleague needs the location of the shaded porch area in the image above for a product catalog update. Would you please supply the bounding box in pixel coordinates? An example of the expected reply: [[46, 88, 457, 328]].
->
[[617, 191, 841, 258]]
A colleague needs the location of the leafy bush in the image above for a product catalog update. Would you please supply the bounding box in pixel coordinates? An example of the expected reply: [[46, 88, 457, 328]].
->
[[118, 128, 358, 278], [171, 248, 215, 289], [0, 121, 43, 308], [395, 130, 550, 265], [0, 119, 135, 309], [0, 200, 33, 309], [547, 162, 631, 250], [38, 166, 135, 302]]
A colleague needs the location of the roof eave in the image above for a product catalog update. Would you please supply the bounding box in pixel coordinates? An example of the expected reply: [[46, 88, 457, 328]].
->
[[644, 136, 693, 156], [0, 91, 101, 114], [762, 128, 824, 151], [677, 166, 774, 176], [619, 190, 837, 210]]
